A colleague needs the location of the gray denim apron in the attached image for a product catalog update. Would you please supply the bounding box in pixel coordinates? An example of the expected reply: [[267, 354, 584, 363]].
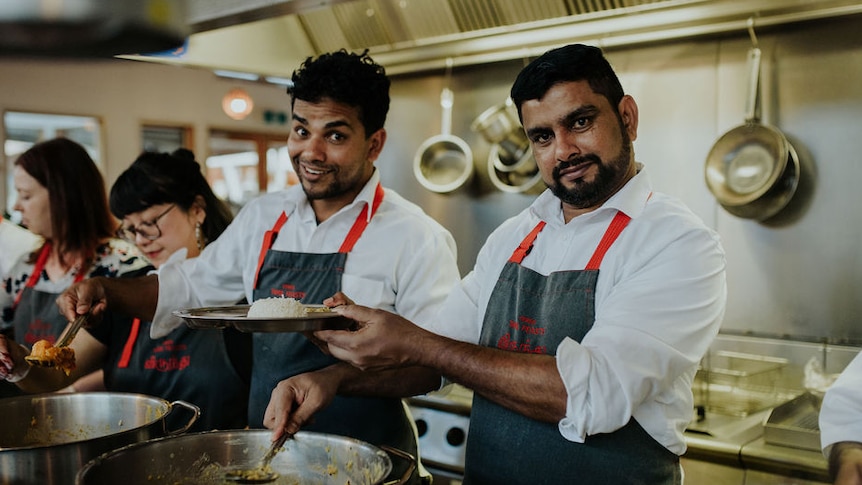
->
[[11, 242, 85, 347], [250, 185, 419, 480], [464, 212, 681, 485], [104, 317, 249, 431]]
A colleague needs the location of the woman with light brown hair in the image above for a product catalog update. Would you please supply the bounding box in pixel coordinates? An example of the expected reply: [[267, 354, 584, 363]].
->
[[0, 137, 150, 395]]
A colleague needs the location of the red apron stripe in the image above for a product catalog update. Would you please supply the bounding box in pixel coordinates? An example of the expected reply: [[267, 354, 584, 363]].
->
[[13, 241, 86, 309], [509, 221, 547, 264], [339, 184, 385, 253], [585, 212, 631, 270], [117, 318, 141, 368], [253, 183, 384, 290], [253, 211, 288, 289]]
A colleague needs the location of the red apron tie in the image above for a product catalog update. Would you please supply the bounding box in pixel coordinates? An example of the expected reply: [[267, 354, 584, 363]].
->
[[253, 211, 288, 289], [12, 241, 86, 309], [117, 318, 142, 368], [508, 211, 633, 269], [585, 212, 632, 270], [253, 184, 385, 289]]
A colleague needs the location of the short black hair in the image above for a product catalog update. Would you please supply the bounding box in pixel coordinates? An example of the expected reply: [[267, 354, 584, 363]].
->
[[288, 49, 390, 137], [109, 149, 233, 243], [510, 44, 625, 121]]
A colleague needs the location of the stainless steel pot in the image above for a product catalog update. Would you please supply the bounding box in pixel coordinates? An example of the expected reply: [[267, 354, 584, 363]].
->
[[76, 430, 413, 485], [0, 392, 199, 485], [487, 146, 545, 195], [705, 34, 800, 221], [471, 99, 530, 171]]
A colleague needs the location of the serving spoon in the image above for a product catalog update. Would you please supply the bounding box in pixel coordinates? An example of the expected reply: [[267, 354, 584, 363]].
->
[[224, 433, 291, 483], [24, 313, 88, 367]]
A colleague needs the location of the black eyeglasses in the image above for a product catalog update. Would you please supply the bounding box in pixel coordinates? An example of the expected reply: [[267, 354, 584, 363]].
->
[[117, 204, 176, 242]]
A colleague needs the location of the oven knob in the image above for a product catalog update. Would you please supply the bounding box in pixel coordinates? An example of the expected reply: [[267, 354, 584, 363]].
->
[[446, 426, 466, 446], [415, 418, 428, 437]]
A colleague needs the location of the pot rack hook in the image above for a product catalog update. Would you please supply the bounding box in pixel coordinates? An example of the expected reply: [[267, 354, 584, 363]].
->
[[747, 16, 759, 48], [444, 57, 454, 86]]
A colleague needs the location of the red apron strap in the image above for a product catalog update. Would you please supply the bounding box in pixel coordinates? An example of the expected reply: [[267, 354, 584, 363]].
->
[[253, 211, 288, 289], [12, 242, 52, 309], [117, 318, 142, 368], [338, 183, 385, 253], [509, 221, 546, 264], [585, 212, 631, 270], [72, 263, 87, 284]]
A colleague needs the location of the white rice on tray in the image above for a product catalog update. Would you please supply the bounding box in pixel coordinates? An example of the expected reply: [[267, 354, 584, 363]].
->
[[247, 297, 307, 318]]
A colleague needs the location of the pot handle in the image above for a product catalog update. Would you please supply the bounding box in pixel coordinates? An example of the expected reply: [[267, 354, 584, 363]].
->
[[743, 46, 762, 124], [165, 400, 201, 435], [379, 445, 417, 485]]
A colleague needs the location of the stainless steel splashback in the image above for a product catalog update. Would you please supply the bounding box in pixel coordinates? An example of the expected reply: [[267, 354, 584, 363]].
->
[[379, 14, 862, 344]]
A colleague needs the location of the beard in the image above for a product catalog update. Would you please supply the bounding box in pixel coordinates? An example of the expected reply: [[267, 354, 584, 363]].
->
[[294, 159, 369, 202], [549, 129, 633, 209]]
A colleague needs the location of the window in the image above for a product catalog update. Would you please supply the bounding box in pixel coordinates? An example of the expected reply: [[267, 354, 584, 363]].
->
[[3, 111, 102, 221], [205, 130, 294, 208], [141, 124, 192, 154]]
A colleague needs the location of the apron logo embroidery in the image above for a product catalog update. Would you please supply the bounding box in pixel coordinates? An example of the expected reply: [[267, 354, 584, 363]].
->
[[270, 288, 306, 299], [270, 283, 306, 300], [145, 355, 191, 372], [23, 319, 56, 346], [499, 316, 549, 353], [144, 339, 191, 372]]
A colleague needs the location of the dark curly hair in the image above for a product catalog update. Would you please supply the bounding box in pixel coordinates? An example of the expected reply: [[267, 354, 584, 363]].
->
[[511, 44, 625, 122], [109, 149, 233, 244], [288, 49, 390, 137]]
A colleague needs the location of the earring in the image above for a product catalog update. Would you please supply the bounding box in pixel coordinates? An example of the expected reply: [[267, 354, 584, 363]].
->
[[195, 222, 205, 250]]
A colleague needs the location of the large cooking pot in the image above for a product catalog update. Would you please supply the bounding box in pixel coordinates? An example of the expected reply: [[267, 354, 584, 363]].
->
[[0, 392, 199, 485], [76, 429, 414, 485], [705, 30, 800, 221]]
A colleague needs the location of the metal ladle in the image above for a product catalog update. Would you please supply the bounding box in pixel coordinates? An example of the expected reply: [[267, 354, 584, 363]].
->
[[24, 313, 87, 367], [224, 433, 291, 483]]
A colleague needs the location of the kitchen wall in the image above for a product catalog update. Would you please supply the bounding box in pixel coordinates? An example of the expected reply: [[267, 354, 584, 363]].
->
[[379, 14, 862, 346], [0, 58, 292, 185], [0, 15, 860, 346]]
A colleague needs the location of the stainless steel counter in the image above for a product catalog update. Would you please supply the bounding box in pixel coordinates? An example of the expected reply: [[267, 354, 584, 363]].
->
[[684, 409, 829, 483]]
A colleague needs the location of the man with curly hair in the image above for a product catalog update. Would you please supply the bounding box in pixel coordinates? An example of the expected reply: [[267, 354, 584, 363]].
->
[[58, 51, 460, 482]]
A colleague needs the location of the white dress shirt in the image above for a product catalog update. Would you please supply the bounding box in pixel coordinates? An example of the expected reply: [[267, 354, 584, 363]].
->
[[820, 351, 862, 455], [153, 170, 461, 338], [429, 166, 727, 455]]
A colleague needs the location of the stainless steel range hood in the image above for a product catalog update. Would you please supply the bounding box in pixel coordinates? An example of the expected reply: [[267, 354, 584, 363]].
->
[[134, 0, 862, 76], [0, 0, 188, 57]]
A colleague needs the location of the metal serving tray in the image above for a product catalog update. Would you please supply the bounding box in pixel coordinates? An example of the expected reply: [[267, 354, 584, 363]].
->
[[173, 305, 353, 333], [764, 392, 822, 451]]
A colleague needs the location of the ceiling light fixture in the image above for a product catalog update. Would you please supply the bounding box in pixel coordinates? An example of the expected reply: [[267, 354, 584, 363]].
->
[[214, 69, 260, 82], [222, 88, 253, 120], [263, 76, 293, 88]]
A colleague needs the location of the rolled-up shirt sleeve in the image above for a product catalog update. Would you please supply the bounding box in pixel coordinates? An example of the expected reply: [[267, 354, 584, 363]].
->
[[556, 216, 726, 450], [151, 203, 262, 338]]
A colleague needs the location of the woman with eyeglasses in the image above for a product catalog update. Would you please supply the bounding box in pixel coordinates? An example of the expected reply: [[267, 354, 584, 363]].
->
[[0, 148, 251, 431], [0, 138, 151, 396]]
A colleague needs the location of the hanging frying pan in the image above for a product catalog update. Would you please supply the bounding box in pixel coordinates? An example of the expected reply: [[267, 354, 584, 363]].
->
[[413, 60, 473, 194], [705, 23, 800, 221]]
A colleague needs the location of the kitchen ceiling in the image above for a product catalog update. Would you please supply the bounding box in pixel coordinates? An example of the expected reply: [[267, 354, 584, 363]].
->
[[127, 0, 862, 77]]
